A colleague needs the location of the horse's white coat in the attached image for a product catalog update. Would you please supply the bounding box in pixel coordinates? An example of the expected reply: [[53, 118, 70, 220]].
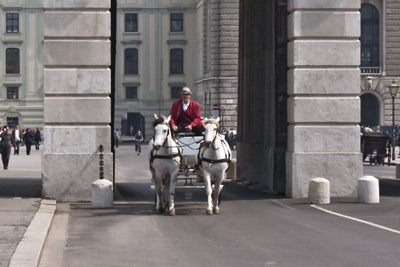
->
[[150, 115, 181, 215], [199, 117, 232, 214]]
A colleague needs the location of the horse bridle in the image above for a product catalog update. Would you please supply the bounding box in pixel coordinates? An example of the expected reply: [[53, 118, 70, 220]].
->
[[204, 121, 219, 150], [198, 122, 231, 166], [152, 122, 172, 148], [150, 122, 182, 163]]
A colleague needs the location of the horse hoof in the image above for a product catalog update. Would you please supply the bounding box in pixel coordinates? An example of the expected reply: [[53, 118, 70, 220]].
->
[[213, 209, 220, 214], [206, 210, 213, 215], [169, 209, 176, 216]]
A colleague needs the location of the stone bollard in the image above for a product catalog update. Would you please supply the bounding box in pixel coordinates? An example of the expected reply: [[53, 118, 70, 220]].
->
[[358, 176, 379, 204], [396, 165, 400, 179], [92, 179, 113, 208], [308, 178, 330, 204]]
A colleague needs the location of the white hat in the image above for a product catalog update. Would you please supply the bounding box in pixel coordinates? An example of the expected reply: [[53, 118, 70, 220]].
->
[[180, 87, 192, 95]]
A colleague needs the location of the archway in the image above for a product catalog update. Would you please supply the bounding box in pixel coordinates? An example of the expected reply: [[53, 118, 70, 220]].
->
[[361, 93, 380, 127]]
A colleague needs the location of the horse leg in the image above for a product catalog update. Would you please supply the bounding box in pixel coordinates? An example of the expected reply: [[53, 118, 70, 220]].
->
[[168, 171, 178, 216], [154, 177, 163, 213], [163, 174, 170, 214], [204, 172, 213, 215], [213, 173, 225, 214]]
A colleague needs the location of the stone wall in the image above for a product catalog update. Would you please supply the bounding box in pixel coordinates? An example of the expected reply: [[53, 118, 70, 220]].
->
[[286, 0, 363, 197], [385, 0, 400, 77], [42, 0, 112, 201], [198, 0, 238, 129]]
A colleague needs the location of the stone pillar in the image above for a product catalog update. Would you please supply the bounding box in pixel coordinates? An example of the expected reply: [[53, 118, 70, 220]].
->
[[42, 1, 113, 201], [286, 0, 363, 198]]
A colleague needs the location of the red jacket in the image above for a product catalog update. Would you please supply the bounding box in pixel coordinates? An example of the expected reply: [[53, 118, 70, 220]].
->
[[169, 99, 203, 127]]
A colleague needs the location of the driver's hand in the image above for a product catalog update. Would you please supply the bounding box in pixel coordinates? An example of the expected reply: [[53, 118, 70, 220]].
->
[[185, 125, 193, 132], [172, 124, 178, 132]]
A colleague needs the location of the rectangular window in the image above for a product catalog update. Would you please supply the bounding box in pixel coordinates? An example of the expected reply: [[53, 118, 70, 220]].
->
[[7, 87, 18, 99], [126, 87, 137, 99], [171, 87, 182, 99], [7, 117, 18, 129], [170, 48, 183, 74], [125, 48, 138, 74], [6, 48, 20, 74], [125, 13, 138, 32], [171, 13, 183, 32], [6, 13, 19, 33]]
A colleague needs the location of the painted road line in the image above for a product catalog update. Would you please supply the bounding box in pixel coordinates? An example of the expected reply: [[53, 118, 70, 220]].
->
[[311, 204, 400, 235]]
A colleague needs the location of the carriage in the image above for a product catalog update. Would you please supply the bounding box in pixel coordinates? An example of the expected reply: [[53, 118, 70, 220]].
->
[[174, 133, 236, 196], [150, 115, 236, 215], [361, 132, 391, 166]]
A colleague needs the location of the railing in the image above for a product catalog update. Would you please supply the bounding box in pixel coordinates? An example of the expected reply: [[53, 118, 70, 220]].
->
[[360, 67, 382, 76]]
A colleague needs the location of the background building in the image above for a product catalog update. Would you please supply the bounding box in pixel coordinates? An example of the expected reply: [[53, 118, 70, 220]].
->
[[0, 0, 43, 130], [360, 0, 400, 129], [114, 0, 239, 138]]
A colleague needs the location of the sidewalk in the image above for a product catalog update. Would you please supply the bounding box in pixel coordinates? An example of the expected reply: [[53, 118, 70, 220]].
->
[[0, 145, 56, 267]]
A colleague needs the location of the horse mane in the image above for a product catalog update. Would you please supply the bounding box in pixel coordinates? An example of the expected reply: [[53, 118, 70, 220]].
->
[[203, 117, 219, 128], [153, 116, 167, 128]]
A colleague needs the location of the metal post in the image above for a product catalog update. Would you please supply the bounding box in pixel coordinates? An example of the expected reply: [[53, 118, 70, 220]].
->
[[99, 144, 104, 179], [393, 96, 396, 161]]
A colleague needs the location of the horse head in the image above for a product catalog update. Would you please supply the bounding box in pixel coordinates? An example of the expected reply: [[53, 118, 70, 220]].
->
[[152, 114, 171, 150], [203, 117, 220, 148]]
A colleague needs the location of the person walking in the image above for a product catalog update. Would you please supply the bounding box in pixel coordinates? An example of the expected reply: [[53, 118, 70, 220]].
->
[[0, 126, 16, 170], [34, 127, 41, 150], [134, 130, 144, 155], [115, 129, 120, 148], [11, 125, 22, 155], [23, 128, 34, 155]]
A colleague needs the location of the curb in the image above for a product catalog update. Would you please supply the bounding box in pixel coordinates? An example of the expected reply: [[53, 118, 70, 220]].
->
[[9, 199, 56, 267]]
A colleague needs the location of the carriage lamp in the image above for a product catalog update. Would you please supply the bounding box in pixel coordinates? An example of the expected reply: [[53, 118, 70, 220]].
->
[[389, 80, 399, 160]]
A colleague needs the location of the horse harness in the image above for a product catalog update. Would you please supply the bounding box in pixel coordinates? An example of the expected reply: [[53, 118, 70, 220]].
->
[[150, 122, 182, 167], [197, 131, 231, 170]]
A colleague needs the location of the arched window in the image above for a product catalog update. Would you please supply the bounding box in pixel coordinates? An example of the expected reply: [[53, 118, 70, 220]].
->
[[361, 3, 379, 67], [361, 93, 379, 127], [124, 48, 138, 74]]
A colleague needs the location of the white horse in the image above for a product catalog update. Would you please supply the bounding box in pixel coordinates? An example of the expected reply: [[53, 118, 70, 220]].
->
[[198, 117, 232, 215], [149, 114, 182, 215]]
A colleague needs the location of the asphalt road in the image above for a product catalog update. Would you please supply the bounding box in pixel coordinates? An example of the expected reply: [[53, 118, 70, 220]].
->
[[39, 144, 400, 267]]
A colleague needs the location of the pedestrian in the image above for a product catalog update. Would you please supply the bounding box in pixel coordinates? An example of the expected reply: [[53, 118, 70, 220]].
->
[[0, 126, 16, 170], [115, 129, 120, 148], [21, 128, 26, 146], [11, 125, 22, 155], [34, 127, 41, 150], [134, 130, 144, 155], [226, 127, 237, 150], [23, 128, 34, 155]]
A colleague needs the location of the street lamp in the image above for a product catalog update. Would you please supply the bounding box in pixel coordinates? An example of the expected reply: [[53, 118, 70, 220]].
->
[[389, 79, 399, 160]]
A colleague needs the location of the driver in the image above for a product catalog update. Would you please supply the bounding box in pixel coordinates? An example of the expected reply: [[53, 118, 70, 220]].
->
[[169, 87, 204, 135]]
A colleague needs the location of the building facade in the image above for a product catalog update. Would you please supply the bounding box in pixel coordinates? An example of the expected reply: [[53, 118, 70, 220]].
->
[[360, 0, 400, 129], [0, 0, 43, 130], [114, 0, 239, 138]]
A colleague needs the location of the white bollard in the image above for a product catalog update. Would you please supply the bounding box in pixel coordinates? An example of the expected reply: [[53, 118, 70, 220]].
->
[[358, 176, 379, 204], [92, 179, 113, 208], [308, 178, 330, 204]]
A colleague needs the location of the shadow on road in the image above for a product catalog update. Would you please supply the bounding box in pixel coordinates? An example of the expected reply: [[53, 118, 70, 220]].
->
[[379, 178, 400, 196], [0, 178, 42, 197]]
